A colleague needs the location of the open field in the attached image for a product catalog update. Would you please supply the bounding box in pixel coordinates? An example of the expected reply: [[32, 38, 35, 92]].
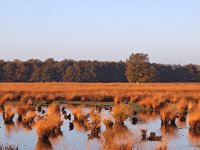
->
[[1, 82, 200, 93], [0, 83, 200, 105]]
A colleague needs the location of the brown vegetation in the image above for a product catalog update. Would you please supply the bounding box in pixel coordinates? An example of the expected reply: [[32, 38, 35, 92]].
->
[[3, 104, 15, 124], [188, 103, 200, 135], [0, 83, 200, 105], [112, 103, 133, 124], [101, 124, 137, 150], [35, 104, 63, 140]]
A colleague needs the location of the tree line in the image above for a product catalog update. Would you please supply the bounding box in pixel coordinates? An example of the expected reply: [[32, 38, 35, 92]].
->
[[0, 53, 200, 82]]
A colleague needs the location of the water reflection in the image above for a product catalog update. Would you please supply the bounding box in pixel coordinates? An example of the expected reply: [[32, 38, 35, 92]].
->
[[160, 124, 177, 138], [188, 130, 200, 146], [101, 124, 136, 150], [0, 102, 199, 150], [4, 121, 15, 138], [35, 138, 52, 150]]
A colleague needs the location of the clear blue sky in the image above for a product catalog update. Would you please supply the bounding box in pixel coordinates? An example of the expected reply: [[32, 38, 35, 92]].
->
[[0, 0, 200, 64]]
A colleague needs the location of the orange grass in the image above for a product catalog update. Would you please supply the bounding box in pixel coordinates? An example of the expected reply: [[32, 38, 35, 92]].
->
[[101, 124, 137, 150], [188, 103, 200, 129], [160, 104, 179, 125], [71, 106, 88, 121], [0, 83, 200, 104], [112, 103, 133, 124], [24, 110, 36, 123], [3, 104, 15, 122], [35, 104, 63, 139]]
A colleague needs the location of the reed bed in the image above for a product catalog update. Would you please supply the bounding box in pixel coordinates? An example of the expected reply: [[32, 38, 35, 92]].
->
[[0, 83, 200, 105]]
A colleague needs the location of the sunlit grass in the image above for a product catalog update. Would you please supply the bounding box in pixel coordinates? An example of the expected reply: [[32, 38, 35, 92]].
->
[[112, 103, 133, 124]]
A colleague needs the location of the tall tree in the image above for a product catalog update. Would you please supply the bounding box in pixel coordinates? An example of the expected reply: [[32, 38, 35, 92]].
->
[[126, 53, 157, 83]]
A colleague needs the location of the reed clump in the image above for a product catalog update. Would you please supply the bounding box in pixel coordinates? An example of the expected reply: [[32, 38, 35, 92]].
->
[[160, 105, 179, 126], [101, 124, 136, 150], [3, 104, 15, 124], [0, 83, 200, 105], [22, 110, 36, 126], [112, 103, 133, 124], [71, 106, 88, 122], [35, 104, 63, 140], [103, 119, 114, 129], [188, 103, 200, 135], [87, 109, 102, 139]]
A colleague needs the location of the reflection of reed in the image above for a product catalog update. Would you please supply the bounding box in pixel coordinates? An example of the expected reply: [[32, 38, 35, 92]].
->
[[0, 105, 4, 113], [160, 124, 177, 138], [138, 111, 159, 123], [155, 142, 167, 150], [50, 134, 63, 145], [71, 106, 89, 122], [15, 119, 35, 132], [35, 138, 52, 150], [188, 130, 200, 146], [101, 124, 137, 150], [5, 122, 15, 138], [176, 116, 187, 128], [72, 119, 88, 132]]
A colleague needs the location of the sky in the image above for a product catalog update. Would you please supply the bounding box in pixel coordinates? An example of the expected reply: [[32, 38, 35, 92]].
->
[[0, 0, 200, 65]]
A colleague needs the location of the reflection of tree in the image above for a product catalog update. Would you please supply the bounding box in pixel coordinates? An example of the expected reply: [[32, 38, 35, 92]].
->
[[101, 124, 136, 150]]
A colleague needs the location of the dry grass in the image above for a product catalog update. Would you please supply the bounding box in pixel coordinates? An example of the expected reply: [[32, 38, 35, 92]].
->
[[24, 110, 36, 123], [0, 83, 200, 105], [103, 119, 114, 129], [101, 124, 137, 150], [71, 106, 88, 121], [3, 104, 15, 123], [188, 103, 200, 132], [35, 104, 63, 139], [88, 109, 101, 129], [112, 103, 133, 124], [160, 104, 179, 125]]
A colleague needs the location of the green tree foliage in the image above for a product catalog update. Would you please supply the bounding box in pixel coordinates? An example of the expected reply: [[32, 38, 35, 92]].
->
[[0, 53, 199, 82], [126, 53, 158, 83], [3, 62, 17, 81]]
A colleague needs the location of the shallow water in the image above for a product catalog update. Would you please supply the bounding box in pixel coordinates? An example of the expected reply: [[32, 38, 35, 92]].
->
[[0, 104, 200, 150]]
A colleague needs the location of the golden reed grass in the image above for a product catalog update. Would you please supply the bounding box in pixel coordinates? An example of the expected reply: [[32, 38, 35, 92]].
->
[[35, 104, 63, 139], [0, 83, 200, 104], [112, 103, 133, 124], [188, 103, 200, 132]]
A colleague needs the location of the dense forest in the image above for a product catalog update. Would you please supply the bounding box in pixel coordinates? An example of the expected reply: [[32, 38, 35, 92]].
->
[[0, 53, 200, 82]]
